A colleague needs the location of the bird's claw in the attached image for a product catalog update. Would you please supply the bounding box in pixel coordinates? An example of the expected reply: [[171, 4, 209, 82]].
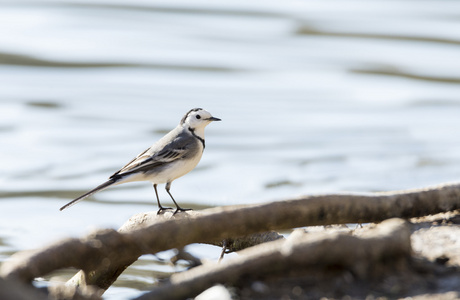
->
[[173, 207, 192, 215], [157, 207, 173, 215]]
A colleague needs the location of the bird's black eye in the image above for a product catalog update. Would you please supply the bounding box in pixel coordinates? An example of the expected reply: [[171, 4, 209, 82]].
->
[[196, 115, 201, 119]]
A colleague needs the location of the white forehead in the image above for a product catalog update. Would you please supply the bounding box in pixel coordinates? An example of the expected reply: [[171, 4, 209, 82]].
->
[[188, 109, 211, 118], [181, 108, 211, 124]]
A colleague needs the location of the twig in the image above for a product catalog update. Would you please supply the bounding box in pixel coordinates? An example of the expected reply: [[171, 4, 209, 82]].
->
[[218, 239, 228, 263]]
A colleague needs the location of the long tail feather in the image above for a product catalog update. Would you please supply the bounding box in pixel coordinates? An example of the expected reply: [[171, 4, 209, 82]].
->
[[59, 179, 117, 211]]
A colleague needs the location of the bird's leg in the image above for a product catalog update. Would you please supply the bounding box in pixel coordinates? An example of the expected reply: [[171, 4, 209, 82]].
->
[[165, 182, 191, 215], [154, 184, 172, 214]]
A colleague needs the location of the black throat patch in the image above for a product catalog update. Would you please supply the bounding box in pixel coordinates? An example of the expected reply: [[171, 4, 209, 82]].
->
[[188, 127, 205, 149]]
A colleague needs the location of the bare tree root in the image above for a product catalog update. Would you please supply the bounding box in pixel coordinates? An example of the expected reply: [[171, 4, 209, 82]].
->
[[134, 218, 411, 300], [1, 182, 459, 294], [64, 211, 284, 289]]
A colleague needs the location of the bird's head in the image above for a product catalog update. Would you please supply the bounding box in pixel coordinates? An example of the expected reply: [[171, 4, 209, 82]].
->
[[180, 108, 221, 130]]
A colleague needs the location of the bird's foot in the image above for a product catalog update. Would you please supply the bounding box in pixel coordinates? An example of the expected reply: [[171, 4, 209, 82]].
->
[[173, 207, 192, 215], [157, 206, 173, 215]]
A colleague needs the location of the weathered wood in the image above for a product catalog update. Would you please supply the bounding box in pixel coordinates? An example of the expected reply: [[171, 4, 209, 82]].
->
[[134, 218, 411, 300], [1, 182, 459, 293], [66, 211, 283, 289]]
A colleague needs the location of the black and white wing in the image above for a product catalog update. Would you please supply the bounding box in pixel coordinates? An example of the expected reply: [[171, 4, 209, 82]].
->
[[110, 133, 199, 179]]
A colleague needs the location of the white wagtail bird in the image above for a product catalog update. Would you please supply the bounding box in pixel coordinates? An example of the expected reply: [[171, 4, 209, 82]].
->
[[59, 108, 221, 214]]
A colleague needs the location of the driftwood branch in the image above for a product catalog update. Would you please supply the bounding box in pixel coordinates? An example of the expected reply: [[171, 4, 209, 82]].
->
[[134, 218, 411, 300], [66, 211, 283, 289], [1, 182, 460, 294]]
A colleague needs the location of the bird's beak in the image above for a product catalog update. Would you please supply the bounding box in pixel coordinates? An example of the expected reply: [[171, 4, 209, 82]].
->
[[207, 117, 221, 122]]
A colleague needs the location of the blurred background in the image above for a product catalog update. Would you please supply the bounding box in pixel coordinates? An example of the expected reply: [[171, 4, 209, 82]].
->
[[1, 0, 460, 298]]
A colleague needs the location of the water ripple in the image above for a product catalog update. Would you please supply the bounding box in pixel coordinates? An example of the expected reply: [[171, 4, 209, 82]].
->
[[350, 65, 460, 84], [0, 52, 240, 71], [297, 26, 460, 46]]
